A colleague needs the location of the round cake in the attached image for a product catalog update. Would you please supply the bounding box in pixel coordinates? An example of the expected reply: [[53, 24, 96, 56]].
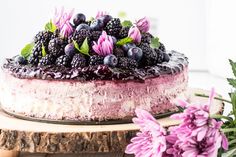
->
[[0, 9, 188, 122]]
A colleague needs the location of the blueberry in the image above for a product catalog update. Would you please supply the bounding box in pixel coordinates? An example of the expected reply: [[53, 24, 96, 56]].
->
[[163, 53, 170, 62], [90, 19, 104, 31], [65, 43, 77, 58], [122, 43, 136, 52], [103, 54, 118, 67], [112, 36, 117, 44], [73, 13, 86, 26], [14, 55, 27, 65], [76, 23, 91, 32], [127, 47, 143, 62], [99, 15, 113, 25]]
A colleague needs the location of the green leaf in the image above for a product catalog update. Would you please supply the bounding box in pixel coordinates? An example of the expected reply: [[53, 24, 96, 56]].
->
[[73, 38, 90, 56], [150, 37, 160, 49], [227, 78, 236, 88], [222, 147, 236, 157], [116, 37, 133, 46], [122, 20, 133, 27], [45, 20, 57, 33], [229, 59, 236, 77], [42, 44, 46, 57], [80, 38, 90, 56], [20, 43, 34, 59]]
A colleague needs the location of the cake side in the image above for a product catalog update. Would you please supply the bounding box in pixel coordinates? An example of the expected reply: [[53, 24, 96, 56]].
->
[[0, 65, 188, 121]]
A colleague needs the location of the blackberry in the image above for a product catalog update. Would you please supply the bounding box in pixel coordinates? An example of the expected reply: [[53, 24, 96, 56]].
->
[[119, 26, 130, 38], [34, 30, 53, 46], [51, 29, 60, 40], [113, 47, 125, 58], [48, 37, 66, 57], [105, 18, 122, 37], [139, 43, 157, 66], [159, 42, 166, 52], [141, 32, 153, 44], [91, 31, 102, 42], [71, 29, 91, 45], [28, 56, 39, 65], [118, 57, 138, 69], [29, 42, 44, 65], [71, 54, 86, 68], [56, 55, 72, 67], [89, 55, 104, 65], [154, 48, 164, 63], [38, 54, 56, 66]]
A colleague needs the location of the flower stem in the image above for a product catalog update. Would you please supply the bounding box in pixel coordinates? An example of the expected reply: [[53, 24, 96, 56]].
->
[[229, 139, 236, 145], [221, 128, 236, 133], [195, 93, 232, 104], [210, 114, 233, 121]]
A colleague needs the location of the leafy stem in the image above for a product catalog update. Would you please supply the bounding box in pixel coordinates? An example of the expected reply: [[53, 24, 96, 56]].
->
[[195, 93, 232, 104]]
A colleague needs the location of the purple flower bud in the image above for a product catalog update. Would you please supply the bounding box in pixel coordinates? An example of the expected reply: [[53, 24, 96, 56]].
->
[[92, 31, 114, 56], [135, 17, 150, 33], [95, 11, 108, 19], [128, 26, 141, 43], [60, 21, 74, 38], [53, 7, 74, 37]]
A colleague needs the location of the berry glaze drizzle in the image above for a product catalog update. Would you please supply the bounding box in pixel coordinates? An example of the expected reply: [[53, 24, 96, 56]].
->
[[3, 51, 188, 82]]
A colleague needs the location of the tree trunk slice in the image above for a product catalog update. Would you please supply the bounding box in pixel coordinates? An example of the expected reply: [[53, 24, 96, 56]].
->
[[0, 88, 223, 155], [0, 149, 19, 157]]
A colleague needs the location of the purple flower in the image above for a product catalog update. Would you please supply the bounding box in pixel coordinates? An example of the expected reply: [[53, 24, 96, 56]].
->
[[92, 31, 114, 56], [125, 109, 167, 157], [53, 7, 74, 37], [128, 26, 141, 43], [95, 11, 108, 19], [135, 17, 150, 33], [166, 88, 228, 157]]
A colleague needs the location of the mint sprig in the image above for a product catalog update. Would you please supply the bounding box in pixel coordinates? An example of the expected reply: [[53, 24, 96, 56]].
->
[[116, 37, 133, 46], [45, 20, 57, 33], [150, 37, 160, 49], [73, 38, 90, 56], [42, 44, 47, 57], [122, 20, 132, 27], [21, 43, 34, 59]]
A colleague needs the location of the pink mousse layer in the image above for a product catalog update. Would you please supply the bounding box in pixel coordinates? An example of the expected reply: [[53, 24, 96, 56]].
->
[[0, 67, 188, 121]]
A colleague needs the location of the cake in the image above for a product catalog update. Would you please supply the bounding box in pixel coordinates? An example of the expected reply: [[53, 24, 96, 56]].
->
[[0, 9, 188, 122]]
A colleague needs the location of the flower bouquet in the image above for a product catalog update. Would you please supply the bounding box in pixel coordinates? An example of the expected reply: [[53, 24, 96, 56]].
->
[[125, 60, 236, 157]]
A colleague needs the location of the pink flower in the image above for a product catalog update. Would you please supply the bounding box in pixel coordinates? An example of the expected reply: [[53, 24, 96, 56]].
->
[[135, 17, 150, 33], [166, 88, 228, 157], [125, 109, 167, 157], [92, 31, 114, 56], [53, 7, 74, 37], [128, 26, 141, 43], [95, 11, 108, 19]]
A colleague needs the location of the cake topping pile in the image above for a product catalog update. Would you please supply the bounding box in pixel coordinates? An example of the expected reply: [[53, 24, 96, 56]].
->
[[5, 8, 188, 81], [16, 8, 169, 69]]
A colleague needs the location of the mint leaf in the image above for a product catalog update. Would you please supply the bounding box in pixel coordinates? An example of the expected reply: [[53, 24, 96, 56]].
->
[[227, 78, 236, 88], [42, 44, 46, 57], [150, 37, 160, 49], [122, 20, 132, 27], [229, 59, 236, 77], [45, 20, 57, 33], [79, 38, 90, 56], [116, 37, 133, 46], [73, 38, 90, 56], [21, 43, 34, 59]]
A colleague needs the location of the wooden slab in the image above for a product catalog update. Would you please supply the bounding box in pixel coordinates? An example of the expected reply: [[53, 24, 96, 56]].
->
[[0, 88, 223, 154]]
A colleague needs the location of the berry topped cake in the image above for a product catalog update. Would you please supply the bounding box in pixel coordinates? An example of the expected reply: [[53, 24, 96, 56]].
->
[[0, 9, 188, 123]]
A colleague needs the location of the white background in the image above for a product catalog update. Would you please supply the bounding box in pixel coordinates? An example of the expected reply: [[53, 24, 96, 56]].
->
[[0, 0, 235, 79]]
